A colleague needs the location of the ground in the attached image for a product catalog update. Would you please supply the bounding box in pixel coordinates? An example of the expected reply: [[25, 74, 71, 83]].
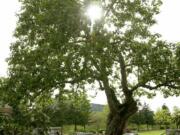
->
[[139, 130, 165, 135]]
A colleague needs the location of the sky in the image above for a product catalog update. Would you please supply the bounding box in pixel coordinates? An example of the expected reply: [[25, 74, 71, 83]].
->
[[0, 0, 180, 112]]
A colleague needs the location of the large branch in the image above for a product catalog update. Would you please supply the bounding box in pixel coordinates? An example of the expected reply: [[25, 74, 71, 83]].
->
[[100, 76, 121, 113], [91, 58, 121, 113], [142, 83, 180, 90], [131, 80, 180, 91], [118, 53, 132, 99]]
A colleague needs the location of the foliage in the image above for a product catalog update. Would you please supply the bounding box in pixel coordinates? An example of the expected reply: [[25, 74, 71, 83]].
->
[[90, 105, 109, 131], [66, 90, 91, 127], [0, 77, 52, 134], [129, 104, 154, 130], [48, 89, 91, 130], [172, 106, 180, 129], [8, 0, 180, 104], [154, 105, 171, 128], [129, 110, 144, 128], [3, 0, 180, 134], [142, 104, 155, 127]]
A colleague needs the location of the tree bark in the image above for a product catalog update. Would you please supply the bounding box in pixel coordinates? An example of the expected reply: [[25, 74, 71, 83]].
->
[[105, 99, 138, 135], [84, 125, 86, 131], [137, 124, 140, 131], [101, 74, 138, 134], [99, 53, 138, 135], [146, 124, 149, 130], [61, 126, 63, 135], [74, 122, 77, 132]]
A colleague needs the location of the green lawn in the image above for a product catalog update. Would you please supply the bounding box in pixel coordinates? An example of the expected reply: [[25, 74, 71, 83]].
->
[[139, 130, 165, 135]]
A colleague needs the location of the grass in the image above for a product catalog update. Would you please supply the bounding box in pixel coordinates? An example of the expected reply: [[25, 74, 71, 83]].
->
[[62, 125, 165, 135], [139, 130, 165, 135]]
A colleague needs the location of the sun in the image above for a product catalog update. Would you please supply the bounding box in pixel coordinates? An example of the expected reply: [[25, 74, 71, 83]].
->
[[86, 5, 102, 23]]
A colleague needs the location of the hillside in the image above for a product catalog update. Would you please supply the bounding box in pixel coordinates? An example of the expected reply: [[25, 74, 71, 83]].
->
[[91, 103, 105, 112]]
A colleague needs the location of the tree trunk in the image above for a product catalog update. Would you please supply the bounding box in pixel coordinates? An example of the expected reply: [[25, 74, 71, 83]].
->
[[137, 124, 140, 131], [100, 52, 138, 135], [84, 125, 86, 131], [105, 100, 138, 135], [106, 113, 127, 135], [147, 124, 149, 130], [151, 124, 153, 130], [74, 123, 77, 132], [61, 125, 63, 135]]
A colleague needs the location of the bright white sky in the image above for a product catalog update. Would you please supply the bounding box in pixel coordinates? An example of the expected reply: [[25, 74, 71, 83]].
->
[[0, 0, 180, 112]]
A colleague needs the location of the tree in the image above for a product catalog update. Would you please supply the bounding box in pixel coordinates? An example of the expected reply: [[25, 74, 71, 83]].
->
[[129, 104, 154, 131], [5, 0, 180, 135], [47, 95, 68, 128], [65, 90, 91, 131], [154, 105, 172, 129], [142, 104, 154, 130], [172, 106, 180, 129], [0, 77, 53, 134], [49, 90, 91, 131], [129, 111, 143, 131]]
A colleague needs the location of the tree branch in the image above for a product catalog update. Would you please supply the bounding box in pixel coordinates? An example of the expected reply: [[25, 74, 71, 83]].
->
[[131, 81, 180, 91], [142, 83, 180, 90], [118, 53, 132, 99], [101, 77, 121, 113], [97, 61, 121, 113]]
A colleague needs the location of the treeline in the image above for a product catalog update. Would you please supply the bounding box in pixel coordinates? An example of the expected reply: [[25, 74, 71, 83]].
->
[[88, 103, 180, 132], [0, 87, 91, 134], [1, 79, 180, 134], [128, 104, 180, 131]]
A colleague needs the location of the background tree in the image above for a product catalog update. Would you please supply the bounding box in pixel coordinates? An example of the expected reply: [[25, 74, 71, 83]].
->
[[141, 104, 155, 130], [1, 77, 91, 134], [154, 105, 172, 129], [5, 0, 180, 135], [65, 90, 91, 131], [0, 77, 53, 134], [172, 106, 180, 129], [47, 94, 68, 128], [49, 89, 91, 132], [129, 110, 144, 131], [129, 103, 154, 131]]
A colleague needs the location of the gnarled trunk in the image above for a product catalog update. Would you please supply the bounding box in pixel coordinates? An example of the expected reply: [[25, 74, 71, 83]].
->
[[106, 113, 127, 135], [101, 53, 138, 135], [106, 100, 138, 135]]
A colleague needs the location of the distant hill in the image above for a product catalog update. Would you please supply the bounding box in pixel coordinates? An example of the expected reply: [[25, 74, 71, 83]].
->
[[91, 103, 105, 112]]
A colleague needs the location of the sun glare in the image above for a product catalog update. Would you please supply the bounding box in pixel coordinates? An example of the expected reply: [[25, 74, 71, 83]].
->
[[86, 5, 102, 23]]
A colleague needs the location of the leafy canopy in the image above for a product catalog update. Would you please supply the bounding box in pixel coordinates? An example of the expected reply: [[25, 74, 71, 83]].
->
[[6, 0, 179, 106]]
